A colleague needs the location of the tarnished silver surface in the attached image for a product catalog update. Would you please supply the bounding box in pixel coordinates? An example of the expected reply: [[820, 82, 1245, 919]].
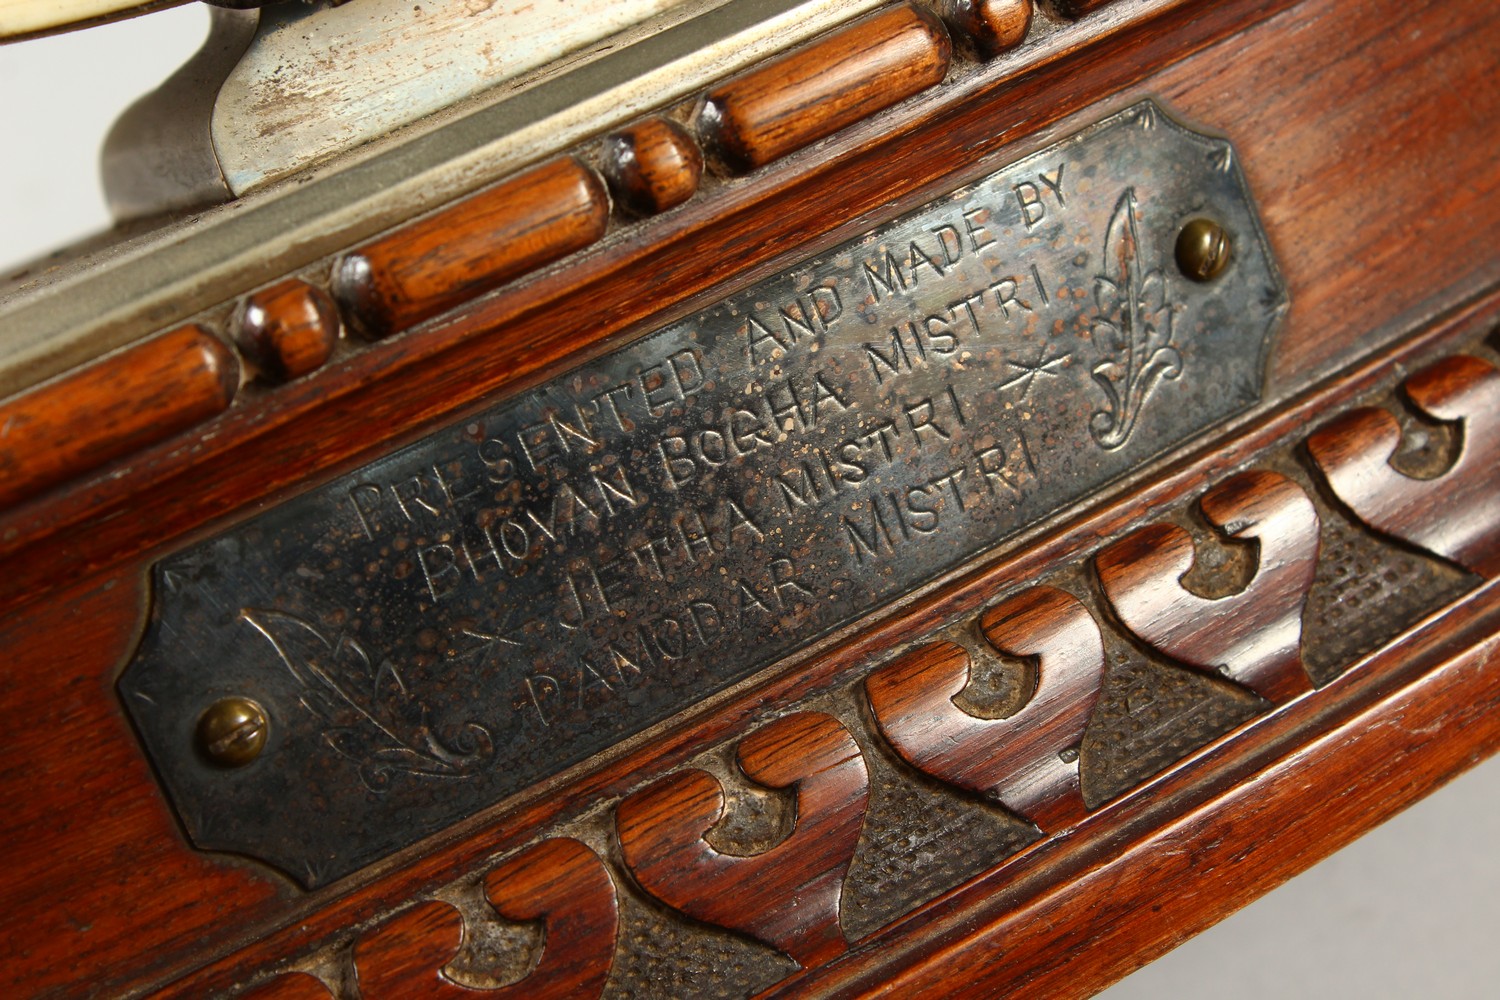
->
[[119, 103, 1286, 887]]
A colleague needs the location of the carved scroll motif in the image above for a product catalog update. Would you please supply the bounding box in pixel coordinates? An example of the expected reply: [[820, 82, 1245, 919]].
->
[[353, 838, 617, 999], [354, 902, 473, 999], [616, 711, 868, 967], [1307, 354, 1500, 577], [1095, 470, 1320, 703], [865, 586, 1104, 830]]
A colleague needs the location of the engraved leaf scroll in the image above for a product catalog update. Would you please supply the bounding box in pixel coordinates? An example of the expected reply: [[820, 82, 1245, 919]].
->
[[242, 609, 493, 790], [1089, 188, 1181, 450]]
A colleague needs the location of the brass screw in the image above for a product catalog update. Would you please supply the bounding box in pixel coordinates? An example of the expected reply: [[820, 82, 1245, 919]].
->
[[196, 697, 269, 768], [1175, 218, 1232, 282]]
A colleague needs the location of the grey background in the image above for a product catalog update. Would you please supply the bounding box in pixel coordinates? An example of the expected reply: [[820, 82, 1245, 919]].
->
[[3, 7, 1497, 996]]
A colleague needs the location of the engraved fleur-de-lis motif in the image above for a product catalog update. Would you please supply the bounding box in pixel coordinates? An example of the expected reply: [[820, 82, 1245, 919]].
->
[[242, 608, 493, 791], [1088, 188, 1182, 450]]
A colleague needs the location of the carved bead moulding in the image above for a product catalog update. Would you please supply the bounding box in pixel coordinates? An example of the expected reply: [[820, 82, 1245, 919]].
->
[[0, 0, 1103, 502], [118, 101, 1285, 886]]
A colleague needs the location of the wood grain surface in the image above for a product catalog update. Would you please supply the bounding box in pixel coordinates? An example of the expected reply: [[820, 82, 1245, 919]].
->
[[332, 157, 610, 339], [698, 4, 952, 172], [939, 0, 1034, 59], [352, 902, 474, 998], [351, 838, 617, 998], [1308, 354, 1500, 577], [1095, 470, 1321, 703], [0, 323, 237, 509], [234, 278, 341, 383], [477, 838, 619, 998], [602, 117, 704, 217], [617, 712, 868, 968], [866, 586, 1103, 830], [237, 972, 335, 1000]]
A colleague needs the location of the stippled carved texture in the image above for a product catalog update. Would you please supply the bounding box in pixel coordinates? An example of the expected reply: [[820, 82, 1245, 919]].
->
[[603, 894, 794, 1000], [830, 698, 1038, 941], [1308, 355, 1500, 577], [617, 712, 869, 967], [1080, 618, 1264, 807], [234, 340, 1498, 999], [1299, 489, 1475, 684]]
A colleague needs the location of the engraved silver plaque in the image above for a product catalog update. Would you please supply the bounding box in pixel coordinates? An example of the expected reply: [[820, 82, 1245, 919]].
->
[[121, 102, 1286, 886]]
